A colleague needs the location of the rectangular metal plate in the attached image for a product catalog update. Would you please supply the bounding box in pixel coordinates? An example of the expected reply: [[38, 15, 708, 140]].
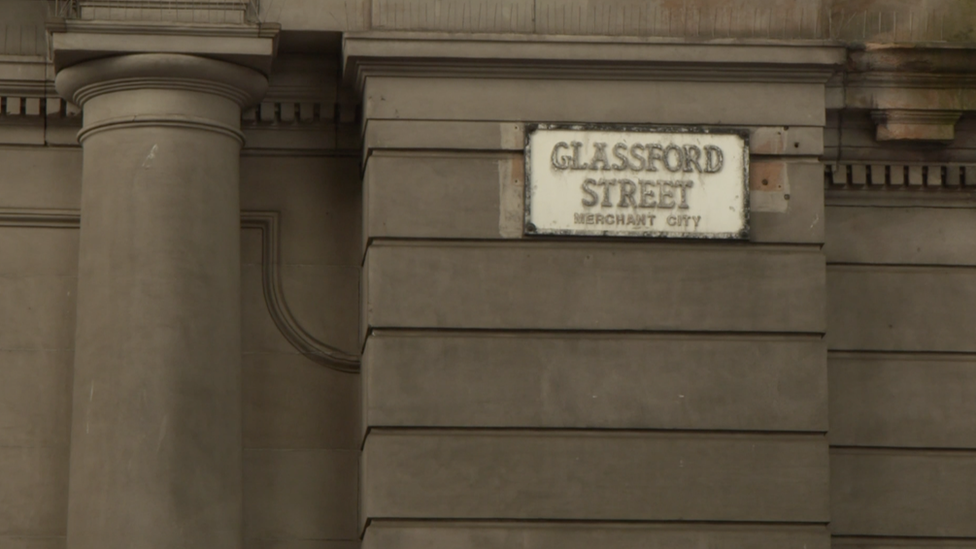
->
[[525, 124, 749, 239]]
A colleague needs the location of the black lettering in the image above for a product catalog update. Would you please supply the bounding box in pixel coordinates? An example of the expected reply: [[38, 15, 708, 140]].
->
[[617, 179, 638, 207], [551, 142, 571, 169], [646, 144, 663, 172], [595, 214, 605, 224], [658, 182, 676, 209], [629, 144, 646, 171], [704, 145, 724, 173], [589, 143, 612, 171], [574, 213, 585, 224], [663, 145, 683, 173], [571, 141, 586, 169], [638, 180, 657, 208], [683, 145, 703, 172], [612, 143, 629, 171], [616, 214, 626, 225], [581, 179, 599, 207], [598, 179, 617, 207], [678, 180, 693, 209]]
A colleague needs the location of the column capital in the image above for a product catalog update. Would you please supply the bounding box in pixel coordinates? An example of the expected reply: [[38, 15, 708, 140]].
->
[[55, 53, 269, 108], [55, 53, 269, 145]]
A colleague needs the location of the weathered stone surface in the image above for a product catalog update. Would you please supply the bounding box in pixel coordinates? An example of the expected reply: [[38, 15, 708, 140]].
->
[[830, 353, 976, 449], [0, 447, 68, 536], [0, 350, 71, 448], [364, 77, 827, 127], [831, 448, 976, 537], [365, 242, 825, 334], [0, 276, 77, 351], [363, 521, 829, 549], [363, 332, 826, 433], [362, 430, 829, 524], [363, 120, 822, 157], [240, 156, 362, 266], [0, 149, 82, 210], [246, 541, 359, 549], [827, 266, 976, 352], [244, 353, 360, 450], [241, 263, 360, 357], [364, 153, 823, 244], [244, 449, 359, 541], [826, 207, 976, 266], [0, 536, 66, 549]]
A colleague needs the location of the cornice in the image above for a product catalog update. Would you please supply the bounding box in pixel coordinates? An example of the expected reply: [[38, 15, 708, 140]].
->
[[0, 208, 360, 372], [342, 33, 846, 91]]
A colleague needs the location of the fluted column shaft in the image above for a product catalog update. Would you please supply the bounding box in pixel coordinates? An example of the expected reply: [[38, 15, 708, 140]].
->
[[56, 54, 267, 549]]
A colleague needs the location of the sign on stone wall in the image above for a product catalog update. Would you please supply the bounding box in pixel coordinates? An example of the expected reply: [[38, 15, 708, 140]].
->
[[525, 125, 749, 239]]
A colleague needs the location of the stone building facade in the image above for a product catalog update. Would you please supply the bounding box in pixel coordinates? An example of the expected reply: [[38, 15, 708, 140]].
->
[[1, 1, 975, 548]]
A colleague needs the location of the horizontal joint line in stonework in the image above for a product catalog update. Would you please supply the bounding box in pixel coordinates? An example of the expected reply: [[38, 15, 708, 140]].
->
[[366, 236, 822, 251], [244, 539, 358, 544], [830, 445, 976, 455], [833, 535, 976, 542], [366, 426, 827, 437], [367, 328, 825, 338], [827, 261, 976, 270], [0, 444, 69, 449], [829, 349, 976, 358], [243, 448, 359, 455], [825, 203, 976, 210], [364, 518, 828, 527], [0, 347, 74, 352]]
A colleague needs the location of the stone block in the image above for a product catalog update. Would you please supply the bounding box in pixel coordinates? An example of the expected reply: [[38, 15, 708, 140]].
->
[[831, 448, 976, 537], [0, 229, 79, 277], [363, 522, 828, 549], [0, 149, 81, 210], [0, 536, 65, 549], [0, 276, 77, 351], [0, 447, 68, 535], [244, 449, 359, 541], [363, 332, 826, 433], [240, 156, 362, 266], [364, 77, 826, 127], [827, 266, 976, 352], [830, 353, 976, 449], [825, 207, 976, 266], [364, 153, 823, 244], [362, 430, 829, 524], [0, 350, 71, 448], [364, 242, 825, 334], [243, 353, 360, 450], [750, 160, 824, 244]]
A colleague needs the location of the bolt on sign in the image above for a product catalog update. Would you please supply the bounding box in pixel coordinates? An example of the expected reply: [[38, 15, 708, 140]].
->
[[524, 124, 749, 239]]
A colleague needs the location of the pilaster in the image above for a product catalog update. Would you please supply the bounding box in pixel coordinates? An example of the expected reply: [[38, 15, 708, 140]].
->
[[346, 33, 842, 549]]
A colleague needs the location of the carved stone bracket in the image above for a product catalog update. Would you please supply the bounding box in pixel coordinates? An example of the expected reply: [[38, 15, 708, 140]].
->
[[841, 46, 976, 144], [870, 109, 962, 142], [0, 208, 360, 373]]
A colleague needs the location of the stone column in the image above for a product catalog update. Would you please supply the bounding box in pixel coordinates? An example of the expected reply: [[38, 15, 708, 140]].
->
[[55, 53, 267, 549]]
